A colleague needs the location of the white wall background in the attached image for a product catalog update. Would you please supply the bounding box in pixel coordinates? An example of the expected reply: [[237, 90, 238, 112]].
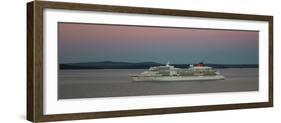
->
[[0, 0, 280, 122]]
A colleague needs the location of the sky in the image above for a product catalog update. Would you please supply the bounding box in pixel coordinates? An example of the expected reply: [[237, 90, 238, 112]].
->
[[58, 22, 259, 64]]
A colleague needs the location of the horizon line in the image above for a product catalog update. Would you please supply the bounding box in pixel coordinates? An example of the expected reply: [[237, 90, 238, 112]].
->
[[59, 61, 259, 65]]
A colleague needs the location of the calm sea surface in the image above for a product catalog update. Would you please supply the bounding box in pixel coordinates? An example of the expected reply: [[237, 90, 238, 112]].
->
[[58, 68, 258, 99]]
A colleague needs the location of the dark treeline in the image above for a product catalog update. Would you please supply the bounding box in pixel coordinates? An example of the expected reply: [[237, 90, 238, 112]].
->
[[59, 61, 258, 70]]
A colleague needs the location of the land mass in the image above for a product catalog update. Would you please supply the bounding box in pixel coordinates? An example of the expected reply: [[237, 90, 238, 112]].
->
[[59, 61, 258, 69]]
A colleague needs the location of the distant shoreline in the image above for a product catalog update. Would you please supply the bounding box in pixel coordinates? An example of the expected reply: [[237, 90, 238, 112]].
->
[[59, 61, 258, 70]]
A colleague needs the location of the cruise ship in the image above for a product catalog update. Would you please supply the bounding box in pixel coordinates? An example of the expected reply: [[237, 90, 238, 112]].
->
[[129, 62, 224, 82]]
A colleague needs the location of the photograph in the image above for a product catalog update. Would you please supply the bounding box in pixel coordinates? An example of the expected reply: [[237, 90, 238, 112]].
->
[[26, 1, 273, 122], [58, 22, 259, 99]]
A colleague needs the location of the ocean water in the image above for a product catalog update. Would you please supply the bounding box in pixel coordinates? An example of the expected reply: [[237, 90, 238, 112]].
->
[[58, 68, 258, 99]]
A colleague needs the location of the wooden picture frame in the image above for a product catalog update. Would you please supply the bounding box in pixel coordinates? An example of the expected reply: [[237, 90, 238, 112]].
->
[[27, 1, 273, 122]]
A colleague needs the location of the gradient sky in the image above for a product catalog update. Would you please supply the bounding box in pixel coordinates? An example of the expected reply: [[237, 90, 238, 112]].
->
[[58, 23, 259, 64]]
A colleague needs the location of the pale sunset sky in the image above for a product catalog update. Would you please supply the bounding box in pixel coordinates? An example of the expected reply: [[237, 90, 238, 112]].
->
[[58, 23, 259, 64]]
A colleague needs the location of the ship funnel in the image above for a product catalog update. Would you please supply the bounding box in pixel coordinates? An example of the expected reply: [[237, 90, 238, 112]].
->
[[166, 61, 170, 67]]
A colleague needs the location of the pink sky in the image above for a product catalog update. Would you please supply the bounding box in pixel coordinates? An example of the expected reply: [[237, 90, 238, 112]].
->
[[58, 23, 259, 64]]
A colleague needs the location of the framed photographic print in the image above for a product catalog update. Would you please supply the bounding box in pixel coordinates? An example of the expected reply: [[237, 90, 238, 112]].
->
[[27, 0, 273, 122]]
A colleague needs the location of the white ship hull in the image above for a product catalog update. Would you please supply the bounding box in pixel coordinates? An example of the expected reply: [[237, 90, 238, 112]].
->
[[131, 75, 224, 82]]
